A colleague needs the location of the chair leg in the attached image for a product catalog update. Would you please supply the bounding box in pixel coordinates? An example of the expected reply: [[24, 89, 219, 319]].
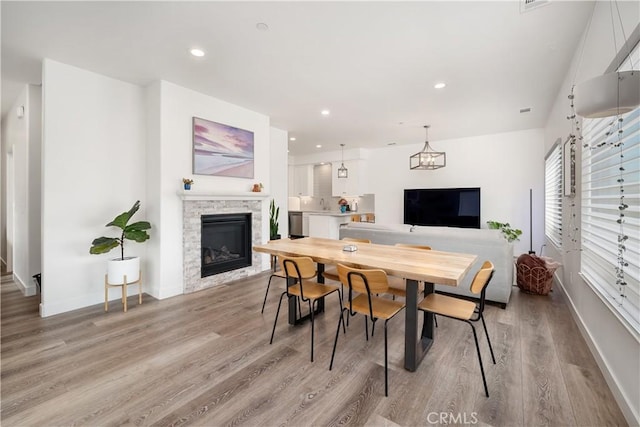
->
[[330, 308, 346, 370], [371, 319, 376, 337], [469, 321, 489, 397], [310, 300, 315, 362], [270, 292, 287, 344], [434, 315, 438, 328], [480, 314, 496, 364], [261, 274, 277, 313], [384, 320, 389, 396], [364, 316, 369, 341], [337, 292, 346, 334]]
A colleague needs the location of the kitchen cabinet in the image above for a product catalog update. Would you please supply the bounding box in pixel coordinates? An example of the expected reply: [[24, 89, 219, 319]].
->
[[289, 165, 314, 197], [302, 213, 310, 236], [331, 160, 367, 197]]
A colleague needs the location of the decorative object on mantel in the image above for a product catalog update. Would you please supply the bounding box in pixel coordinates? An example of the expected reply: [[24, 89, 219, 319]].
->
[[183, 178, 194, 190], [410, 125, 446, 170], [487, 220, 522, 243], [252, 183, 264, 192], [192, 116, 255, 178], [337, 143, 348, 178], [269, 199, 280, 240], [90, 201, 150, 312]]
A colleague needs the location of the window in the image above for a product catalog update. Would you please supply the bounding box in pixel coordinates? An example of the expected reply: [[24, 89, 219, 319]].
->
[[545, 142, 562, 247], [581, 44, 640, 332]]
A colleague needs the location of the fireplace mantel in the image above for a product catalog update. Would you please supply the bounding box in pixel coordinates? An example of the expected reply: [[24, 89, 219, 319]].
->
[[178, 190, 271, 201]]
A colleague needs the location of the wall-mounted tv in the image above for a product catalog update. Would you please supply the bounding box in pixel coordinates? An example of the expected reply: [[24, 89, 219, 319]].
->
[[404, 187, 481, 229]]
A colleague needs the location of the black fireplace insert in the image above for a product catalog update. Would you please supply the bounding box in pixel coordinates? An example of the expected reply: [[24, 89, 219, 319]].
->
[[201, 213, 252, 277]]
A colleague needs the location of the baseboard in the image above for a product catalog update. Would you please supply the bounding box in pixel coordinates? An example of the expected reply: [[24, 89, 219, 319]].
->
[[40, 286, 151, 317], [555, 277, 639, 425], [12, 272, 37, 296]]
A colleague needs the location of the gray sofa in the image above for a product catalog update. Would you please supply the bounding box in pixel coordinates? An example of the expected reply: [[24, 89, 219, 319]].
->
[[339, 222, 513, 306]]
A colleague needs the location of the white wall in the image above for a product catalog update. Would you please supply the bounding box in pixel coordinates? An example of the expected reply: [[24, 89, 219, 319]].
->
[[4, 87, 28, 290], [543, 1, 640, 424], [41, 59, 147, 316], [2, 84, 41, 294], [269, 127, 289, 239], [28, 85, 42, 289], [366, 129, 545, 256], [146, 81, 272, 298]]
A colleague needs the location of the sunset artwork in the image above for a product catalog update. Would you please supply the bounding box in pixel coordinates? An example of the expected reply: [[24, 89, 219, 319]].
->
[[192, 117, 254, 178]]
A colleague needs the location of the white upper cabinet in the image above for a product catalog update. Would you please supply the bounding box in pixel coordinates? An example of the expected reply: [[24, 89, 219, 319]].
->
[[289, 164, 314, 197], [332, 160, 367, 197]]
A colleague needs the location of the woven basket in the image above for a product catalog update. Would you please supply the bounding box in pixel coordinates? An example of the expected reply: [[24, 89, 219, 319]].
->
[[516, 255, 561, 295]]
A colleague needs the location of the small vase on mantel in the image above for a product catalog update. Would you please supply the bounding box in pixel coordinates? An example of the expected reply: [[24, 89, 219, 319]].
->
[[182, 178, 193, 191]]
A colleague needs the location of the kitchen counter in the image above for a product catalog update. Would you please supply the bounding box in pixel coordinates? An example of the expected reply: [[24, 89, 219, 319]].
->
[[289, 210, 372, 217]]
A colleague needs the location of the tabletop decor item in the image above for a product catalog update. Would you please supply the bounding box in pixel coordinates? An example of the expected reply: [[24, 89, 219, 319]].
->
[[252, 183, 264, 192], [183, 178, 194, 190]]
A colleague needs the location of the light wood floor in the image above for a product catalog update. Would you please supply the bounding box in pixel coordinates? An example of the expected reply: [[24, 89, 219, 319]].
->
[[1, 272, 627, 426]]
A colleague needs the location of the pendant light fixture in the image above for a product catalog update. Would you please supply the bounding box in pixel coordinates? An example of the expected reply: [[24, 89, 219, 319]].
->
[[573, 1, 640, 118], [410, 125, 446, 170], [337, 143, 348, 178]]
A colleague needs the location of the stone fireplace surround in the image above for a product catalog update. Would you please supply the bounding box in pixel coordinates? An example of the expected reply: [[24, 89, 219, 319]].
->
[[182, 192, 268, 294]]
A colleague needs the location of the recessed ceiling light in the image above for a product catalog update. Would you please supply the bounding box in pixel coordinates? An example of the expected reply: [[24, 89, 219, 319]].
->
[[434, 82, 446, 89], [320, 162, 325, 165], [190, 48, 205, 57], [256, 23, 269, 31], [316, 144, 322, 148], [290, 137, 296, 141], [321, 110, 330, 116]]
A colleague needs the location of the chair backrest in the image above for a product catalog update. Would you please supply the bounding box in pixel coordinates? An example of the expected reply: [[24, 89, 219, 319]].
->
[[342, 237, 372, 244], [336, 264, 389, 295], [279, 256, 317, 280], [394, 243, 432, 251], [469, 261, 494, 295]]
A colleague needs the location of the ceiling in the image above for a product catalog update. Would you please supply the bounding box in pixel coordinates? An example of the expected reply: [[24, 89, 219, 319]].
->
[[1, 1, 594, 155]]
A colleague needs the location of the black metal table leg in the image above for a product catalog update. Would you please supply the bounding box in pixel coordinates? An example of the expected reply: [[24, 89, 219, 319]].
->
[[404, 279, 434, 371]]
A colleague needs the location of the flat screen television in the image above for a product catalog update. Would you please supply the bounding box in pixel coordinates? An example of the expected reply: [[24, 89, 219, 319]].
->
[[404, 187, 481, 229]]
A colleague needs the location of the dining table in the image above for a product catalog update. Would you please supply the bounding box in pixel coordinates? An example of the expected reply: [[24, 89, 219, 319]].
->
[[253, 237, 478, 371]]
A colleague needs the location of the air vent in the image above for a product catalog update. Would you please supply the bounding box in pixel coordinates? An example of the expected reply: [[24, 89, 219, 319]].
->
[[520, 0, 550, 13], [520, 107, 532, 113]]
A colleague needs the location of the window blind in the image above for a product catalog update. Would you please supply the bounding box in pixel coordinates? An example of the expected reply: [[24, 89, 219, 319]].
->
[[545, 143, 562, 248], [581, 44, 640, 332]]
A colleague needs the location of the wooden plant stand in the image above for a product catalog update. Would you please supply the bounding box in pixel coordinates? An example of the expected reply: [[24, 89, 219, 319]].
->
[[104, 271, 142, 312]]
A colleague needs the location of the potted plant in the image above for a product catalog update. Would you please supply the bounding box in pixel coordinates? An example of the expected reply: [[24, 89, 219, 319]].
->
[[269, 199, 280, 240], [183, 178, 194, 190], [90, 200, 151, 284], [487, 220, 522, 243]]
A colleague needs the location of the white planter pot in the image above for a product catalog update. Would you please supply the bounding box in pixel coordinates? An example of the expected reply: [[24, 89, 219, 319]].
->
[[107, 256, 140, 284]]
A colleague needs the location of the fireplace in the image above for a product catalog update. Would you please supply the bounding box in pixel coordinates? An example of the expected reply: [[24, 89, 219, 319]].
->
[[201, 213, 252, 277]]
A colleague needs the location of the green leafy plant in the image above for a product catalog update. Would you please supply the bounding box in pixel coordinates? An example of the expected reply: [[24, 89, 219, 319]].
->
[[90, 200, 151, 260], [269, 199, 280, 239], [487, 220, 522, 243]]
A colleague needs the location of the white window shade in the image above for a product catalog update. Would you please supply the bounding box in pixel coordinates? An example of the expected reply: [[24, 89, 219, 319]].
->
[[580, 44, 640, 332], [545, 143, 562, 248]]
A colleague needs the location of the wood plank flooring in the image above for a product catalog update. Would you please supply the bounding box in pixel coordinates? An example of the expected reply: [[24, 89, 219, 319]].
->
[[0, 272, 627, 426]]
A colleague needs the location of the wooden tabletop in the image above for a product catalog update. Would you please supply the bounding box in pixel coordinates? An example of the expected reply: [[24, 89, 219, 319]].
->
[[254, 237, 477, 286]]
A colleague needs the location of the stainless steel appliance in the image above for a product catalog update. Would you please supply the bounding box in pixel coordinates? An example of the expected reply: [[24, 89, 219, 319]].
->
[[288, 211, 303, 237]]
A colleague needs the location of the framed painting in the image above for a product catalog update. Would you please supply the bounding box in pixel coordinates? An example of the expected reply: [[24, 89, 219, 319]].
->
[[192, 117, 254, 178]]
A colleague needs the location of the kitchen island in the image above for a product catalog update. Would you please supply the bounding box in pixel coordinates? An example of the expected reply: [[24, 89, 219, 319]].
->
[[289, 210, 374, 239]]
